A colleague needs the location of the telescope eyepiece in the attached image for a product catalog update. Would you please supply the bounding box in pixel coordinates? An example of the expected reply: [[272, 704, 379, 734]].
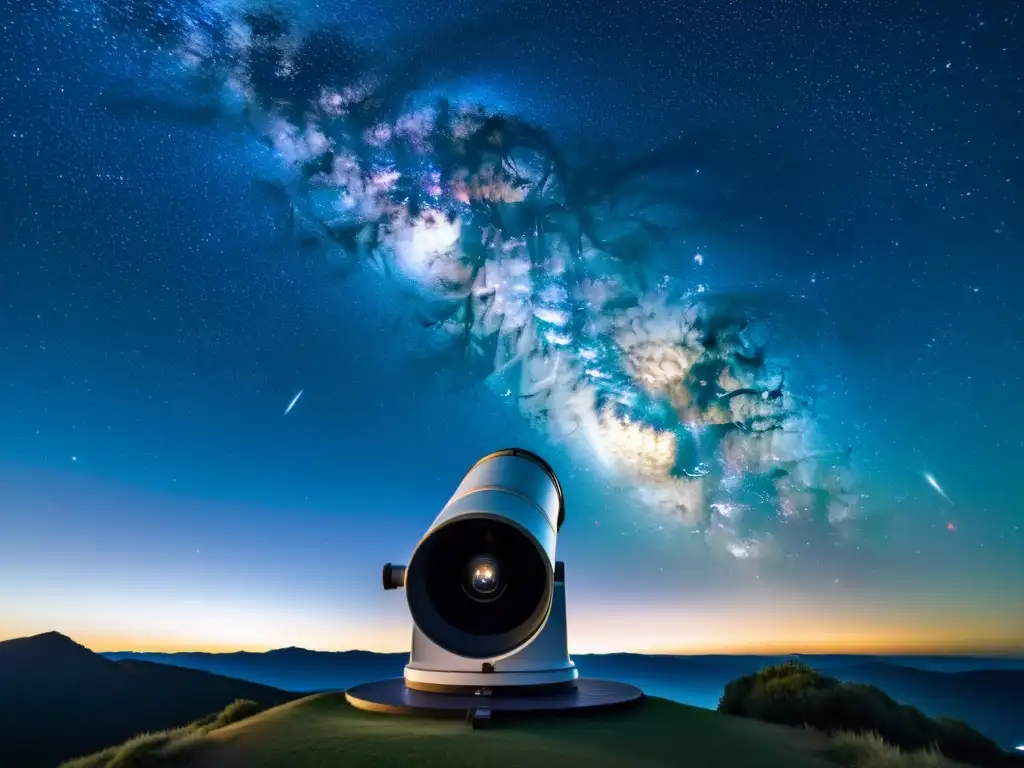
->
[[382, 563, 406, 590]]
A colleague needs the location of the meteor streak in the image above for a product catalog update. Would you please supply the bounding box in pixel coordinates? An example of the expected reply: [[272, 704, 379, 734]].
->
[[284, 389, 304, 416], [923, 472, 953, 504]]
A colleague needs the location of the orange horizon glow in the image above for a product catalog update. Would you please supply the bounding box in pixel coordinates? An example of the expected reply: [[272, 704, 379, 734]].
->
[[4, 581, 1021, 658], [3, 626, 1021, 657]]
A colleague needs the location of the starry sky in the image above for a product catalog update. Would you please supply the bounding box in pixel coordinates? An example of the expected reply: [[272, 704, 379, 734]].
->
[[0, 0, 1021, 655]]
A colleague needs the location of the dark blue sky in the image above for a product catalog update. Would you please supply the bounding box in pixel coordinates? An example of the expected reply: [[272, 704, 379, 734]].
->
[[0, 0, 1021, 653]]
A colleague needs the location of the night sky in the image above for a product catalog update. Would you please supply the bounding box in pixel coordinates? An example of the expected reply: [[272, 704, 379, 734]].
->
[[1, 0, 1021, 655]]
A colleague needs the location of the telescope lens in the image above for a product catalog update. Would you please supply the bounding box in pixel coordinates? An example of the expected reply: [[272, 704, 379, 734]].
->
[[466, 555, 500, 598], [407, 516, 552, 658]]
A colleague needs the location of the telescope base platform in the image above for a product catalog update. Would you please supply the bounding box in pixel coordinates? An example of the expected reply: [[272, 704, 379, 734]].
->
[[345, 677, 643, 719]]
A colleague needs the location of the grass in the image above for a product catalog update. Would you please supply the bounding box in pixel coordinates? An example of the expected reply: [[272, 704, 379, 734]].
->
[[175, 693, 832, 768], [59, 700, 263, 768], [825, 730, 971, 768], [58, 693, 996, 768]]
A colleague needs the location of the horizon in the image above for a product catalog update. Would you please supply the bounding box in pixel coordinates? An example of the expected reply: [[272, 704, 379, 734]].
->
[[7, 629, 1024, 659]]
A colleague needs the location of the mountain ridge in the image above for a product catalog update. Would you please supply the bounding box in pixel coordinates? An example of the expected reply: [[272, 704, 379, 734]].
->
[[102, 645, 1024, 667], [100, 643, 1024, 750], [0, 632, 298, 768]]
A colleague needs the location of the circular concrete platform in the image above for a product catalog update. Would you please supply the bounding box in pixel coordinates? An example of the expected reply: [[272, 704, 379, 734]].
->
[[345, 677, 644, 716]]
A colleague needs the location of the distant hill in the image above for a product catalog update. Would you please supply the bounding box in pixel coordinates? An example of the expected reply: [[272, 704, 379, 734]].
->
[[825, 661, 1022, 752], [0, 632, 297, 768], [103, 648, 1024, 750], [104, 646, 405, 693]]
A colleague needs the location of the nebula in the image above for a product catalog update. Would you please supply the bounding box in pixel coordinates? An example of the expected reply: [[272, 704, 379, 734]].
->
[[84, 0, 859, 557]]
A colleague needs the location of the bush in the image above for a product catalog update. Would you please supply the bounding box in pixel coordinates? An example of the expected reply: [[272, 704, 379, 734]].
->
[[718, 662, 1004, 767]]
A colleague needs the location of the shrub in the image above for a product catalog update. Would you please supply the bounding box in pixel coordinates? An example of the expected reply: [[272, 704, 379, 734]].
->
[[718, 662, 1004, 767]]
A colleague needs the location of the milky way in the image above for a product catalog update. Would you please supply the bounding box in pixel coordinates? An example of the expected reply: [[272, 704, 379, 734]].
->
[[84, 0, 859, 557]]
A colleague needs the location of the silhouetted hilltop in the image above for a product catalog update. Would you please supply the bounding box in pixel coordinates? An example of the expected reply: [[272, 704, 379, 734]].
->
[[1, 631, 103, 666], [0, 632, 297, 768]]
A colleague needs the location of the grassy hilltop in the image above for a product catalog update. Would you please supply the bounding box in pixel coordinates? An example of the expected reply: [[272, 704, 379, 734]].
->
[[65, 694, 834, 768], [65, 691, 1005, 768]]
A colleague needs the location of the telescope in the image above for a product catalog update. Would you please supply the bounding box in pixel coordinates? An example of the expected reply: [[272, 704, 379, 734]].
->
[[383, 448, 578, 693]]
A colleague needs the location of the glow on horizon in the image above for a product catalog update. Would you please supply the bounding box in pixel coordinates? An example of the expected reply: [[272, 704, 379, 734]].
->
[[4, 597, 1022, 656], [5, 630, 1021, 656]]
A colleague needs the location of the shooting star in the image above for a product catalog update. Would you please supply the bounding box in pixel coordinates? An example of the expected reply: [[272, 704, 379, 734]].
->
[[284, 389, 304, 416], [923, 472, 953, 504]]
